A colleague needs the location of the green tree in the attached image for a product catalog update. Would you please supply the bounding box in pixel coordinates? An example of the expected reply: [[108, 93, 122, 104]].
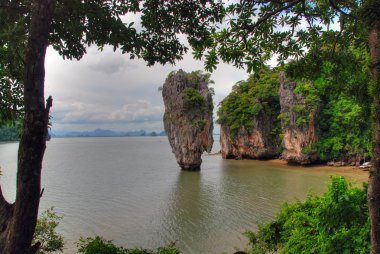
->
[[0, 5, 25, 125], [316, 96, 371, 160], [192, 1, 380, 251], [77, 236, 181, 254], [286, 46, 372, 161], [0, 1, 223, 253], [33, 207, 64, 254]]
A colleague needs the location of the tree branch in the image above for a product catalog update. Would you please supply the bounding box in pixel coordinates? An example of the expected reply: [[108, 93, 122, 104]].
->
[[331, 16, 345, 58], [45, 96, 53, 137], [247, 0, 303, 31], [0, 184, 13, 234], [39, 188, 44, 198], [0, 184, 11, 207], [234, 0, 303, 48], [30, 242, 41, 254], [45, 96, 53, 115], [328, 0, 357, 20], [301, 0, 313, 27]]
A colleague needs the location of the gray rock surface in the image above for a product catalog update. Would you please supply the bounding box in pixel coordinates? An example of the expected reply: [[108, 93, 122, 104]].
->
[[220, 119, 279, 160], [279, 72, 319, 165]]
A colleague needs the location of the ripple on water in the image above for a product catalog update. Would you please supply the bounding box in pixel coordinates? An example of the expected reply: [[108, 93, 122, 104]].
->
[[0, 137, 368, 254]]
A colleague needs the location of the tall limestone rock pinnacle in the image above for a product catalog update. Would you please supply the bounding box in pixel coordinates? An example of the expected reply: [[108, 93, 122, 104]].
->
[[162, 70, 214, 170], [279, 72, 319, 164]]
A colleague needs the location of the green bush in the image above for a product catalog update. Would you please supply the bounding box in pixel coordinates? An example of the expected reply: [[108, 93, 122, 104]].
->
[[77, 236, 181, 254], [33, 207, 64, 254], [183, 87, 205, 109], [191, 119, 207, 128], [245, 177, 370, 254], [316, 96, 371, 160]]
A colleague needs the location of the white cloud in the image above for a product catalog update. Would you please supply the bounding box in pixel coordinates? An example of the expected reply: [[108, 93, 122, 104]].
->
[[89, 52, 138, 74], [110, 101, 163, 122], [45, 43, 248, 132], [52, 99, 163, 125], [43, 2, 339, 133]]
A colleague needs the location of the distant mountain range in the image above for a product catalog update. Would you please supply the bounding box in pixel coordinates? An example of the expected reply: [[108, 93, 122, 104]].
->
[[50, 129, 166, 137]]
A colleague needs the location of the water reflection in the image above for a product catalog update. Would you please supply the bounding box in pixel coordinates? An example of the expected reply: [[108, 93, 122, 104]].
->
[[163, 171, 222, 254], [162, 159, 343, 254], [0, 138, 368, 254]]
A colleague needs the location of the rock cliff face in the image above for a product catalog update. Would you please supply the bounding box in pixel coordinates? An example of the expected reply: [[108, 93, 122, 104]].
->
[[218, 71, 319, 164], [220, 117, 280, 159], [279, 72, 318, 165], [162, 70, 213, 170], [218, 68, 281, 160]]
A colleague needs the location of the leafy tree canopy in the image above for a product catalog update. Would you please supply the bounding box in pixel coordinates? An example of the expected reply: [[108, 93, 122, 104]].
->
[[194, 0, 371, 73], [285, 45, 372, 160], [0, 0, 224, 124]]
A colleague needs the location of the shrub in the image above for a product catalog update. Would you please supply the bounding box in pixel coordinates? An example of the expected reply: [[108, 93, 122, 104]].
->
[[33, 207, 64, 254], [183, 87, 205, 109], [77, 236, 181, 254], [244, 177, 370, 254]]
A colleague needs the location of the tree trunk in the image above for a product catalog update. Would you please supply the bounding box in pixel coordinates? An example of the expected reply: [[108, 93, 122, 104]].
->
[[368, 19, 380, 254], [0, 0, 54, 253]]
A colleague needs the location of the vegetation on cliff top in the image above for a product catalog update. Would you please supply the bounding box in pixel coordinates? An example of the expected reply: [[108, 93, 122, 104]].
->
[[166, 70, 214, 129], [217, 67, 281, 141]]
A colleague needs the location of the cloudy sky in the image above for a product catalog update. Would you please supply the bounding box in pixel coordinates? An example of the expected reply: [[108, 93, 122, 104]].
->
[[43, 1, 336, 134], [44, 45, 249, 133]]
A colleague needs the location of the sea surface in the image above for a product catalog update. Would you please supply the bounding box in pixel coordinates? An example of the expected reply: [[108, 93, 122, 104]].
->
[[0, 137, 368, 254]]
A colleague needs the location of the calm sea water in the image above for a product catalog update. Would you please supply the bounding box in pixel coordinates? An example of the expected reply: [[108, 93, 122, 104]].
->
[[0, 137, 368, 254]]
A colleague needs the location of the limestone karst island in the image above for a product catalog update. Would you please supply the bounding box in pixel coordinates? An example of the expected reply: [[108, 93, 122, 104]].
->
[[162, 70, 214, 170]]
